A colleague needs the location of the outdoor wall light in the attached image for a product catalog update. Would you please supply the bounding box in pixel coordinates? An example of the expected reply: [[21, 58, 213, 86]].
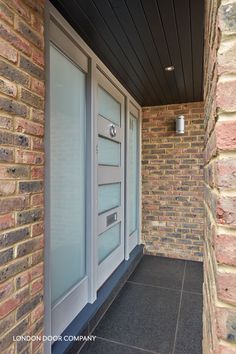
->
[[176, 115, 185, 134]]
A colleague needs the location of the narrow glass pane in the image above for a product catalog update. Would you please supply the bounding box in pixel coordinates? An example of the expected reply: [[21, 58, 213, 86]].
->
[[98, 86, 121, 126], [98, 223, 121, 263], [50, 44, 86, 305], [98, 137, 120, 166], [98, 183, 121, 214], [129, 114, 138, 235]]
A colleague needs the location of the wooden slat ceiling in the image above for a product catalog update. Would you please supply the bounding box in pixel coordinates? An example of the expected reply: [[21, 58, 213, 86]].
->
[[51, 0, 205, 106]]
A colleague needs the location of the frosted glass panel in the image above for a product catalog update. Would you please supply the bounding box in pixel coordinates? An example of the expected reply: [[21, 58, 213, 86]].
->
[[129, 114, 138, 235], [98, 137, 120, 166], [50, 44, 86, 305], [98, 223, 121, 263], [98, 86, 121, 126], [98, 183, 121, 214]]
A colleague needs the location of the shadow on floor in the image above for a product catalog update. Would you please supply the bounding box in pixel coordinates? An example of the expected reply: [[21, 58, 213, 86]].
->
[[80, 256, 203, 354]]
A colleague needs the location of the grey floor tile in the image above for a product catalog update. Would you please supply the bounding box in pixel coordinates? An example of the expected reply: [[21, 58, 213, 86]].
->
[[183, 261, 203, 293], [128, 255, 185, 290], [93, 282, 180, 354], [174, 292, 202, 354], [80, 337, 155, 354]]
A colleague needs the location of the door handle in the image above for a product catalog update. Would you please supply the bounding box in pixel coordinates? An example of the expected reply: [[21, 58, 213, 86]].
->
[[109, 124, 117, 138]]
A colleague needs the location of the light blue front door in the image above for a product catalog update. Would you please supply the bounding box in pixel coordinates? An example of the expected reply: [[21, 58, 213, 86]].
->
[[96, 70, 125, 289]]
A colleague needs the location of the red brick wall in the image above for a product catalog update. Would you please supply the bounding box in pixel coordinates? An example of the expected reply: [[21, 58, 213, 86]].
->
[[0, 1, 45, 353], [142, 102, 204, 262], [203, 0, 236, 353]]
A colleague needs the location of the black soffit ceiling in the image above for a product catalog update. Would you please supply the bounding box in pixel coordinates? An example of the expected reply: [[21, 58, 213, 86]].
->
[[51, 0, 205, 106]]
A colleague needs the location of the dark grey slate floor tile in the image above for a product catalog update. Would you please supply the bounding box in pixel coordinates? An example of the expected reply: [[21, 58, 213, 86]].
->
[[80, 338, 155, 354], [93, 282, 180, 354], [174, 292, 203, 354], [128, 255, 185, 290], [183, 261, 203, 293]]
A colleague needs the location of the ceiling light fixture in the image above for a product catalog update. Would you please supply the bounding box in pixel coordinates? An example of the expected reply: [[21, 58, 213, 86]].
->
[[165, 65, 175, 71]]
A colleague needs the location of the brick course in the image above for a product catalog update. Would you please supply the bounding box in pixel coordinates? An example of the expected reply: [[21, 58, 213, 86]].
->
[[0, 1, 44, 353], [203, 0, 236, 353], [142, 102, 204, 261]]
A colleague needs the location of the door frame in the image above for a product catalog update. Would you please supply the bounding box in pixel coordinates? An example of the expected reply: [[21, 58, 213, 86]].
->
[[45, 2, 142, 352]]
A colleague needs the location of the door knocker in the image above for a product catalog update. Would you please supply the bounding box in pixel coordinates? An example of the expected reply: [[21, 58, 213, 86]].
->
[[109, 124, 117, 138]]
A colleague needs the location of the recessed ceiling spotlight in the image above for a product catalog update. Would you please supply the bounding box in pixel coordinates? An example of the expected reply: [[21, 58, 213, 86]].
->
[[165, 65, 175, 71]]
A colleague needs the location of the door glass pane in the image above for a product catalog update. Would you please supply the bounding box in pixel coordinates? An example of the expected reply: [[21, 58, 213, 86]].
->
[[129, 114, 138, 235], [98, 86, 121, 126], [98, 183, 121, 214], [98, 223, 121, 263], [98, 137, 120, 166], [50, 44, 86, 305]]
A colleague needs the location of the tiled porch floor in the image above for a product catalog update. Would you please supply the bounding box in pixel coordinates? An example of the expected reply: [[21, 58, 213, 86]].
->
[[80, 256, 203, 354]]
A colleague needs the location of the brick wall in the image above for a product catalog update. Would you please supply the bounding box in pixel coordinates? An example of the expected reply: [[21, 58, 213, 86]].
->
[[142, 102, 204, 262], [203, 0, 236, 353], [0, 1, 45, 354]]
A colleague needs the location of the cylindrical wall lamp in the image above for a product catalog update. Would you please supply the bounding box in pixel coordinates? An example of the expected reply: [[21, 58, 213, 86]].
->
[[176, 115, 185, 134]]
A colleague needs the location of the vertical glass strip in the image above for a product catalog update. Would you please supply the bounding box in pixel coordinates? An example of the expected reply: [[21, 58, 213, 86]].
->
[[50, 45, 86, 304], [129, 114, 138, 235]]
